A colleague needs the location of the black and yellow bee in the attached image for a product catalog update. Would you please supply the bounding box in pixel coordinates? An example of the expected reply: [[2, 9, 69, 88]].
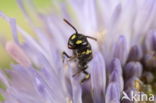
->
[[62, 19, 97, 83]]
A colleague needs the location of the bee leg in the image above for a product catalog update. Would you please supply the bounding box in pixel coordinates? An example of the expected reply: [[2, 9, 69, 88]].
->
[[62, 51, 77, 62], [81, 70, 90, 83], [72, 70, 82, 77], [68, 55, 78, 61], [72, 64, 87, 77], [62, 51, 71, 58], [62, 51, 71, 62]]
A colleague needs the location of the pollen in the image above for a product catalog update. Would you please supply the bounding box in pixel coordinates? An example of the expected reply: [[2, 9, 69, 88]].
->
[[85, 74, 90, 79], [76, 40, 82, 44], [71, 34, 76, 40], [134, 79, 143, 91]]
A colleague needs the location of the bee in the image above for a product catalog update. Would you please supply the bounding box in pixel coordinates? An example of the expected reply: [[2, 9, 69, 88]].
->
[[62, 19, 97, 83]]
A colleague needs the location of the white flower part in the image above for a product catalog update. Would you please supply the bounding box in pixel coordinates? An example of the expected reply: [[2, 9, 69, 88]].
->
[[5, 41, 31, 67]]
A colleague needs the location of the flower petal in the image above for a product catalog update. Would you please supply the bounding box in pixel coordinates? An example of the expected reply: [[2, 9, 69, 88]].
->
[[113, 35, 128, 65], [90, 51, 106, 102], [5, 41, 31, 67], [109, 58, 123, 93], [105, 82, 120, 103], [127, 45, 143, 61], [124, 61, 143, 79]]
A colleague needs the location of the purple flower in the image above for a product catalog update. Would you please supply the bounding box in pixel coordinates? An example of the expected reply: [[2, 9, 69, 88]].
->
[[0, 0, 156, 103]]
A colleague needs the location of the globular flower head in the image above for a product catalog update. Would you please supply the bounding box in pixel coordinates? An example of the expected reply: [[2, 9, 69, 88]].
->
[[0, 0, 156, 103]]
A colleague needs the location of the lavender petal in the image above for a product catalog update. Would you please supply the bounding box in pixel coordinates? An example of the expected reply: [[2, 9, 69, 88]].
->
[[128, 45, 143, 61], [105, 82, 120, 103], [124, 61, 143, 79], [113, 35, 128, 65], [90, 52, 106, 102]]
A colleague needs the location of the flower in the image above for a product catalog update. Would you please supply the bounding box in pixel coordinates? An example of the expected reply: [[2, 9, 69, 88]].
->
[[0, 0, 156, 103]]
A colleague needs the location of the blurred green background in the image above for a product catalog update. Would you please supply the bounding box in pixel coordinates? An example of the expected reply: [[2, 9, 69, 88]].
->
[[0, 0, 51, 68]]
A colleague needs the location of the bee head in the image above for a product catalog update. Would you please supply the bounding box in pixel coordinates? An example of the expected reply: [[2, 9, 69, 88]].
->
[[64, 19, 88, 49], [68, 33, 78, 49], [68, 33, 87, 49]]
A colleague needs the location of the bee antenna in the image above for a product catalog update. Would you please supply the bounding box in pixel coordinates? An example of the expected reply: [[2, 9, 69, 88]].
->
[[64, 19, 78, 34]]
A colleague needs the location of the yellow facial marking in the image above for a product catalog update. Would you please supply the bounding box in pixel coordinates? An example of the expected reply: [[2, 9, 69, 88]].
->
[[76, 40, 82, 44], [71, 35, 76, 40], [86, 50, 92, 54]]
